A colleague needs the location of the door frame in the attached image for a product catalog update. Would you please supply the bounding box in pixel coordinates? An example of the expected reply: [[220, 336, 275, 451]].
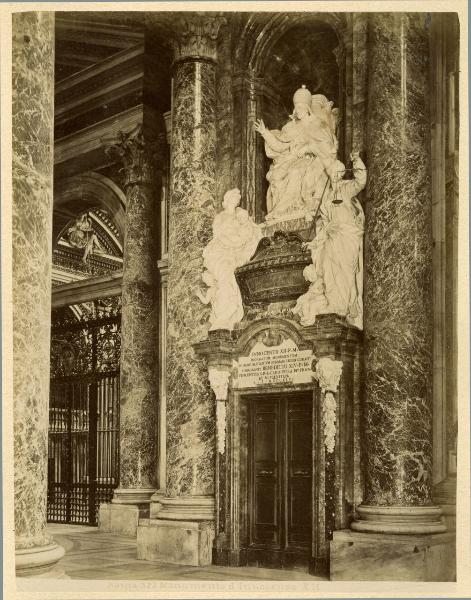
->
[[215, 383, 327, 573]]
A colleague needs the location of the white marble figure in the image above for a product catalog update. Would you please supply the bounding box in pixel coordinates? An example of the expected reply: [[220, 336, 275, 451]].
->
[[67, 213, 104, 264], [292, 264, 329, 325], [253, 85, 338, 223], [197, 188, 262, 331], [294, 152, 367, 329]]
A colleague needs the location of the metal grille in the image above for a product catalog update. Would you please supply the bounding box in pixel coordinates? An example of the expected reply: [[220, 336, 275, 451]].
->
[[47, 298, 121, 525]]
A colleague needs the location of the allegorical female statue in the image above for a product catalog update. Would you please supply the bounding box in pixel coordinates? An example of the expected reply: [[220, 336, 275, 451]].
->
[[254, 85, 339, 223], [293, 152, 367, 329], [197, 188, 262, 331]]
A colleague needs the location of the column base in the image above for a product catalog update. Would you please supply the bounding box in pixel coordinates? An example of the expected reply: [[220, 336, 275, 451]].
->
[[351, 505, 446, 534], [99, 488, 155, 537], [156, 494, 215, 521], [149, 489, 166, 518], [136, 495, 215, 566], [434, 476, 456, 531], [330, 529, 456, 581], [16, 542, 65, 577]]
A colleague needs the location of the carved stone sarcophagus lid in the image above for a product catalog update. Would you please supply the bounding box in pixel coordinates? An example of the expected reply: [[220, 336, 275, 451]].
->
[[235, 231, 311, 305]]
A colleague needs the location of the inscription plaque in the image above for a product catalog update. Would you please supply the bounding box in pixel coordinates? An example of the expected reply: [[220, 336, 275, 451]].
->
[[232, 338, 314, 388]]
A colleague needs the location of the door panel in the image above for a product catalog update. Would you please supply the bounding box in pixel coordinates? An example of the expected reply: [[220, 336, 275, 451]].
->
[[287, 402, 312, 547], [248, 393, 312, 568], [252, 401, 279, 546]]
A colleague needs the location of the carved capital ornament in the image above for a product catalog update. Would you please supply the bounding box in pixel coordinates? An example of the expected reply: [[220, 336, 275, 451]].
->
[[170, 13, 226, 62], [103, 125, 165, 187]]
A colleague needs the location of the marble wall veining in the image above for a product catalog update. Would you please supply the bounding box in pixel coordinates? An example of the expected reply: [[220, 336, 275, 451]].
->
[[363, 13, 433, 506], [166, 58, 217, 498], [215, 30, 236, 212], [13, 11, 55, 550], [351, 13, 368, 156]]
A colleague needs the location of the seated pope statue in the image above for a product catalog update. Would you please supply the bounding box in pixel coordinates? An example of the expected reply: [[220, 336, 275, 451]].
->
[[254, 85, 339, 223], [197, 188, 262, 331]]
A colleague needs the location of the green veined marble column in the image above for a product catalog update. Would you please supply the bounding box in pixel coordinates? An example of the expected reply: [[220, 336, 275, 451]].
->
[[163, 14, 226, 515], [353, 12, 445, 533], [105, 127, 161, 512], [165, 15, 225, 504], [13, 12, 65, 575]]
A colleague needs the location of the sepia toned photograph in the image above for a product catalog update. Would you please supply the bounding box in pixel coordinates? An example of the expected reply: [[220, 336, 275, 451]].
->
[[3, 2, 469, 598]]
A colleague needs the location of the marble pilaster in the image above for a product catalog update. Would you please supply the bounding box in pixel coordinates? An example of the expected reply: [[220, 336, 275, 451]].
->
[[353, 13, 444, 531], [100, 126, 161, 535], [13, 12, 65, 575]]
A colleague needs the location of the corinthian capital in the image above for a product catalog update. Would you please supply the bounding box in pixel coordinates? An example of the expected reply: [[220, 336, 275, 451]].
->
[[170, 13, 226, 62], [102, 125, 165, 187]]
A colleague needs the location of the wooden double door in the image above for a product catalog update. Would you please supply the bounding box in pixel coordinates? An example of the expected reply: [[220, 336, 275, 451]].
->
[[247, 392, 313, 570]]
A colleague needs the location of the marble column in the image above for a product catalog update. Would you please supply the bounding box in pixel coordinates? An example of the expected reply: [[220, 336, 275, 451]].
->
[[13, 12, 65, 576], [355, 11, 444, 532], [330, 13, 454, 583], [100, 126, 161, 536], [136, 14, 225, 567], [330, 13, 455, 581]]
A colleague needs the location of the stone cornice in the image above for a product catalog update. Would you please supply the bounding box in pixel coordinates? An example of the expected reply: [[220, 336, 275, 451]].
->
[[51, 271, 123, 308]]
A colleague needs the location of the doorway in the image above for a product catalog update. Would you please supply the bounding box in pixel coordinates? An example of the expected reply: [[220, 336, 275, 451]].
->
[[247, 392, 312, 570]]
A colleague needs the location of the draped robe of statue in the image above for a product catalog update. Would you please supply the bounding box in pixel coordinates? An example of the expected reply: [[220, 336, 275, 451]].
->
[[201, 199, 262, 331], [263, 101, 338, 222], [294, 156, 367, 329]]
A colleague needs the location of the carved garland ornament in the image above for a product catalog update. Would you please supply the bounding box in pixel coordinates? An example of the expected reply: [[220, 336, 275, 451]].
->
[[313, 357, 343, 454]]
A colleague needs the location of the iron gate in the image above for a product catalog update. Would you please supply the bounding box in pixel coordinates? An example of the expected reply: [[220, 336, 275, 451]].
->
[[47, 297, 121, 525]]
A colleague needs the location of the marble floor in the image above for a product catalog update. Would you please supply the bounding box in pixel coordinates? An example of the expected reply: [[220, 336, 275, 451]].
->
[[44, 524, 324, 581]]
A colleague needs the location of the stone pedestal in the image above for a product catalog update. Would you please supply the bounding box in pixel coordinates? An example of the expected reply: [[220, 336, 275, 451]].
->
[[137, 497, 215, 566], [138, 519, 214, 567], [12, 12, 65, 576], [331, 13, 453, 581], [331, 530, 455, 581], [136, 14, 225, 566], [100, 125, 163, 535]]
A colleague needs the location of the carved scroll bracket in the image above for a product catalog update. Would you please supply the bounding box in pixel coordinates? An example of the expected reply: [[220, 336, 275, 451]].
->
[[208, 366, 231, 454], [313, 357, 343, 454]]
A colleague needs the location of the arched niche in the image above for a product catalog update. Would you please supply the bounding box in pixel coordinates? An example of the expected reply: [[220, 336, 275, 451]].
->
[[53, 172, 126, 248], [233, 13, 350, 222]]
